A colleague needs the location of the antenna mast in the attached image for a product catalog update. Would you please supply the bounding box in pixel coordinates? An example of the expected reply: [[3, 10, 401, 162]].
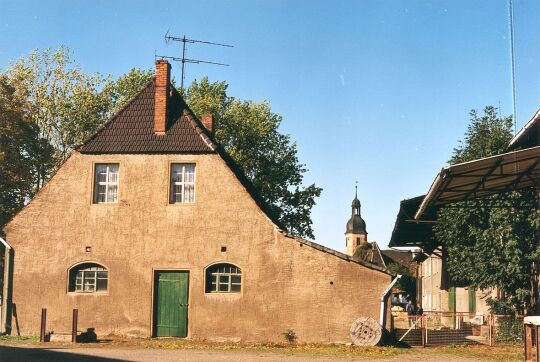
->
[[508, 0, 517, 135], [158, 32, 233, 93]]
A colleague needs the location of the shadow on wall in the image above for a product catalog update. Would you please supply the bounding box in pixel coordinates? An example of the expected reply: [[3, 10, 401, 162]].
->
[[0, 345, 125, 362]]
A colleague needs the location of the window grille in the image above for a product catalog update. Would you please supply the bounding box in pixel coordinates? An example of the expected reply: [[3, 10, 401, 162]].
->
[[205, 263, 242, 293], [170, 163, 196, 203], [93, 164, 119, 203], [69, 263, 108, 293]]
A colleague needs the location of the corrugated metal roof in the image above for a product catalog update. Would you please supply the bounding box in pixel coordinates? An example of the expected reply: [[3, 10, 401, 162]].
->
[[415, 146, 540, 219]]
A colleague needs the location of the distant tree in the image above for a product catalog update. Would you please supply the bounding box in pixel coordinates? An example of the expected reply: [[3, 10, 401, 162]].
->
[[353, 242, 372, 260], [386, 262, 416, 300], [186, 77, 322, 239], [434, 106, 539, 314]]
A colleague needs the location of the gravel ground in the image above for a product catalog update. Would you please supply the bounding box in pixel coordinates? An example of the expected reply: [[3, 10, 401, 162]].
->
[[0, 344, 500, 362]]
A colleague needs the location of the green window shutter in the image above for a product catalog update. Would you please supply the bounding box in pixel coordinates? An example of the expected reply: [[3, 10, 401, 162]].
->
[[448, 286, 456, 313], [468, 287, 476, 313]]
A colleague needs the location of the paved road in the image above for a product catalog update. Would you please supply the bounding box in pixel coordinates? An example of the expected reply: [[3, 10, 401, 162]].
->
[[0, 345, 498, 362]]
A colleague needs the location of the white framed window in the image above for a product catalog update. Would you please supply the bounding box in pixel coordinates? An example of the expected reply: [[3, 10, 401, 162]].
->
[[205, 263, 242, 293], [170, 163, 196, 203], [68, 263, 108, 293], [93, 163, 119, 203]]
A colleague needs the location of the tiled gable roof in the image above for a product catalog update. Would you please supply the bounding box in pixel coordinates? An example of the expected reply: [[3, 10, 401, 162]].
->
[[78, 80, 215, 154]]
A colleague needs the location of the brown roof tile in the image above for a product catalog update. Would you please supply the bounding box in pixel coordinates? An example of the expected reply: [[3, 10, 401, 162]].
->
[[78, 80, 216, 154]]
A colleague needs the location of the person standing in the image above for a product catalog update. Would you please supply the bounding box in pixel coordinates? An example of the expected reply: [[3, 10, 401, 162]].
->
[[406, 299, 416, 327]]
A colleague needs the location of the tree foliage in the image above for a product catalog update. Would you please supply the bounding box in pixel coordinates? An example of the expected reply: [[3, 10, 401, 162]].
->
[[4, 47, 111, 185], [386, 262, 416, 300], [434, 106, 539, 314], [186, 77, 322, 238], [0, 76, 39, 227]]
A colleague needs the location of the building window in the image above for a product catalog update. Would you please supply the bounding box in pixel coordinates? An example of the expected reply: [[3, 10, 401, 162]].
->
[[93, 163, 119, 203], [356, 237, 360, 246], [68, 263, 108, 293], [205, 263, 242, 293], [170, 163, 196, 203]]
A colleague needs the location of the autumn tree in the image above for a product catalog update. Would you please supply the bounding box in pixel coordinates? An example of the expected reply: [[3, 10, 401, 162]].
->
[[434, 106, 539, 314], [4, 47, 111, 188]]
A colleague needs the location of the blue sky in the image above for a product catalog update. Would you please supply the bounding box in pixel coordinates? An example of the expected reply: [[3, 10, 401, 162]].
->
[[1, 1, 539, 252]]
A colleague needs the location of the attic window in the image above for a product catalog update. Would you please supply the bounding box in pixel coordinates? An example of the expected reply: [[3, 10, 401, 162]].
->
[[170, 163, 196, 203], [93, 164, 119, 203]]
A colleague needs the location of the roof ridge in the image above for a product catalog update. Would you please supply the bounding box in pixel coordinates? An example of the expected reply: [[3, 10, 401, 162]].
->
[[76, 78, 156, 151]]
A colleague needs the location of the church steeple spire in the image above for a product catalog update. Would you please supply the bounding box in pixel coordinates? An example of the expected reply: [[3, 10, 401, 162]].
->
[[345, 184, 368, 256]]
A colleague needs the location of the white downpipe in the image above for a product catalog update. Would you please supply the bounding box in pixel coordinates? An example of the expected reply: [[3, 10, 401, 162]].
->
[[1, 236, 11, 335], [0, 237, 10, 250], [380, 274, 402, 327]]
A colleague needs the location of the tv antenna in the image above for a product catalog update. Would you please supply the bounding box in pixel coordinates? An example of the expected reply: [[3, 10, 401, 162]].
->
[[157, 31, 233, 93]]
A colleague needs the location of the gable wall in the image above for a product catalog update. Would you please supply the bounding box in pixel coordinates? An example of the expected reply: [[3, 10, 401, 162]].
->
[[5, 151, 391, 342]]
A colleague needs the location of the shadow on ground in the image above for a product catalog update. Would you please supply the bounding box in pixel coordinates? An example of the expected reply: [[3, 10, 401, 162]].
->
[[0, 345, 128, 362]]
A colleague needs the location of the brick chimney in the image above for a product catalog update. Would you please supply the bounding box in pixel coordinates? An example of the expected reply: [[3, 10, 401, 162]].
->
[[154, 60, 171, 135], [201, 114, 213, 133]]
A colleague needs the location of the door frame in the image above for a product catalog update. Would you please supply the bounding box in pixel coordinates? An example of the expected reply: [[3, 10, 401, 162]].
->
[[151, 268, 191, 338]]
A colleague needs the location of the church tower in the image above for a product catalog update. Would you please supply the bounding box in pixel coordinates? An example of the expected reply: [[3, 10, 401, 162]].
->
[[345, 186, 368, 256]]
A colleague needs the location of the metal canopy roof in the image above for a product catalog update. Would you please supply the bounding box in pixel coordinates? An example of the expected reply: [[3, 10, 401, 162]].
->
[[509, 108, 540, 150], [415, 145, 540, 220], [388, 196, 438, 250]]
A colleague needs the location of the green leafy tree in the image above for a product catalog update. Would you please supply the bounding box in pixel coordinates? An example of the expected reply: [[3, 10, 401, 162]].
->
[[186, 77, 322, 238], [434, 106, 539, 314], [0, 76, 36, 227], [386, 263, 416, 300]]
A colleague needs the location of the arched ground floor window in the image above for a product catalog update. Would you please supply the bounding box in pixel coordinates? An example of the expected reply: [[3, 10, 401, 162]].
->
[[205, 263, 242, 293], [68, 263, 108, 293]]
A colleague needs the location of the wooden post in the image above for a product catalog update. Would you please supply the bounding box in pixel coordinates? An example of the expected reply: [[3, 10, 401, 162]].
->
[[489, 314, 494, 347], [536, 325, 539, 362], [525, 324, 533, 362], [39, 308, 46, 343], [71, 309, 78, 343]]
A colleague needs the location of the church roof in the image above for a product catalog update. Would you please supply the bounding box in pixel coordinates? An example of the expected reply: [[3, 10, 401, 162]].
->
[[346, 215, 367, 234]]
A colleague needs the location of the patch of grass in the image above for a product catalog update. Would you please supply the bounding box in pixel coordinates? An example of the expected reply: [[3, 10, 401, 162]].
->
[[0, 335, 39, 343], [101, 338, 411, 359], [424, 345, 522, 362]]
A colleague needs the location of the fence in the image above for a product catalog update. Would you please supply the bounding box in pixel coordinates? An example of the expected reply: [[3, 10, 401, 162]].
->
[[391, 312, 525, 347]]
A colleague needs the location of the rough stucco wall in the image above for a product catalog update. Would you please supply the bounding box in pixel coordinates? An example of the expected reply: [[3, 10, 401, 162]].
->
[[5, 151, 391, 343]]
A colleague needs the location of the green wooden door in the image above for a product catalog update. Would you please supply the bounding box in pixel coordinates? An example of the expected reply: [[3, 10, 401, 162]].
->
[[155, 271, 189, 337]]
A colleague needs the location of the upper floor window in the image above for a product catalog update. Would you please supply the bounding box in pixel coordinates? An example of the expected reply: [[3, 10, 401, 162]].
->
[[68, 263, 108, 293], [170, 163, 195, 204], [93, 163, 119, 203], [205, 263, 242, 293]]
